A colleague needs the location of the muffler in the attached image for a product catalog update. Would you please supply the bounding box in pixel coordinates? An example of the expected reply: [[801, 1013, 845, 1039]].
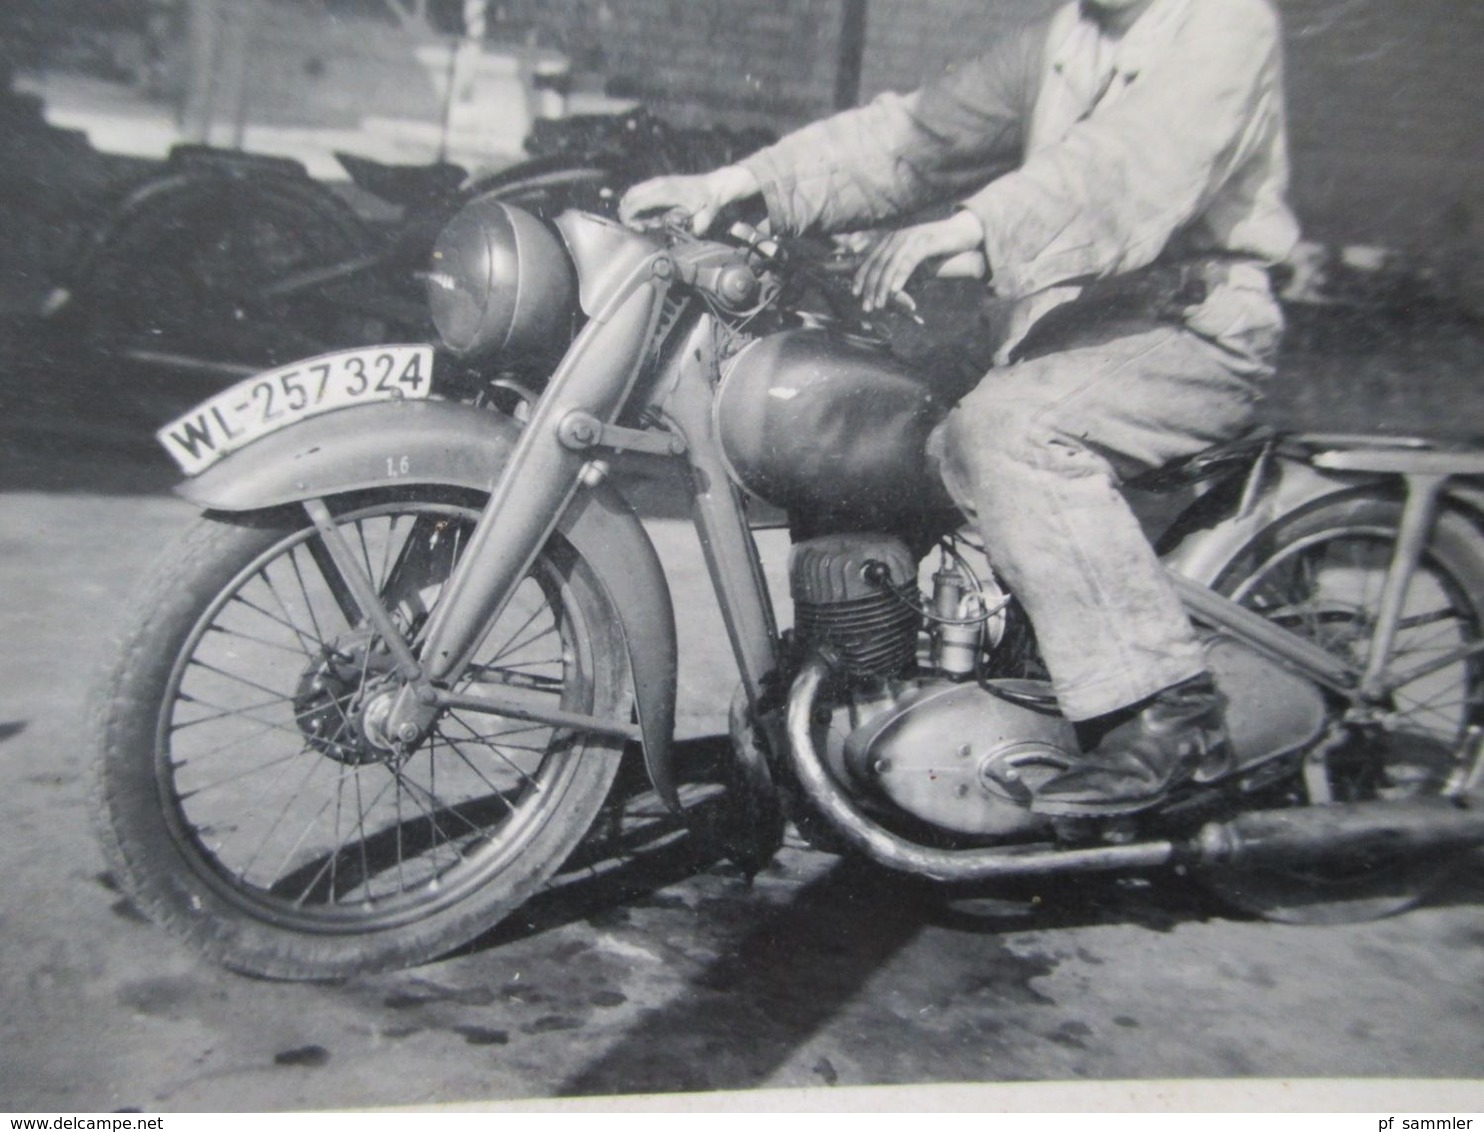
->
[[784, 653, 1484, 883], [1194, 796, 1484, 870]]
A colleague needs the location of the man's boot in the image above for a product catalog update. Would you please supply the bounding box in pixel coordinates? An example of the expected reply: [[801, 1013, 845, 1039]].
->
[[1030, 675, 1230, 817]]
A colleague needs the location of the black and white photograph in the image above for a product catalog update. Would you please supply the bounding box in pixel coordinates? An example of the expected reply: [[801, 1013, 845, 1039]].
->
[[0, 0, 1481, 1114]]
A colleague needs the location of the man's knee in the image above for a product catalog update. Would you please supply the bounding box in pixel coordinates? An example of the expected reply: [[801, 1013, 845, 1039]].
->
[[939, 387, 1101, 484], [944, 387, 1033, 467]]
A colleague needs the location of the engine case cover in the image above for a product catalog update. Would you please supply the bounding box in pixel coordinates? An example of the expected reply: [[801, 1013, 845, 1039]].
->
[[844, 681, 1076, 839], [842, 635, 1327, 839]]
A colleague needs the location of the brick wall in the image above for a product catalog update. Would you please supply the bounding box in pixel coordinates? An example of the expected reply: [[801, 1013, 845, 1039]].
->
[[859, 0, 1057, 97]]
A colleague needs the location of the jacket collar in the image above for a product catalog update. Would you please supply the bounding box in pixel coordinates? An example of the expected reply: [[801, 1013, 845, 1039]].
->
[[1059, 0, 1193, 82]]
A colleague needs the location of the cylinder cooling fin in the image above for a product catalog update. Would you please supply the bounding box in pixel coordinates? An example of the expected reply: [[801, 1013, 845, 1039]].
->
[[790, 535, 921, 679]]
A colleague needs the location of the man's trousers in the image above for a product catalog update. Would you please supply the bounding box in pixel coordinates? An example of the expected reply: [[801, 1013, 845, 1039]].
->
[[930, 272, 1282, 721]]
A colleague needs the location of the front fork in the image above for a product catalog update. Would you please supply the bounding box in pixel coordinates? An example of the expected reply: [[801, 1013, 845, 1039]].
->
[[298, 252, 788, 827], [361, 250, 675, 746]]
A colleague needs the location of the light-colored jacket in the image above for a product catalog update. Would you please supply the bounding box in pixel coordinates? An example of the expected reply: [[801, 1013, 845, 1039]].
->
[[740, 0, 1300, 357]]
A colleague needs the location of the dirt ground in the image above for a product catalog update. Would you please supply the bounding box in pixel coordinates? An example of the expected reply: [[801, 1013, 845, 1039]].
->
[[1, 303, 1483, 1113]]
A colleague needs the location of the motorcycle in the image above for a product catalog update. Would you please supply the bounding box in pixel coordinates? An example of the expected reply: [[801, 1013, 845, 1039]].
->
[[49, 109, 773, 377], [93, 196, 1484, 979]]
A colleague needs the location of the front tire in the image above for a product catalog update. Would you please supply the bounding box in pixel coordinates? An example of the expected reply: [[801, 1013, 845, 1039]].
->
[[93, 489, 628, 978], [1203, 493, 1484, 923]]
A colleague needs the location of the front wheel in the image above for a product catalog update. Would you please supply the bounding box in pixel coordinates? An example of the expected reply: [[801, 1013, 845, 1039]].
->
[[93, 489, 629, 978], [1203, 493, 1484, 923]]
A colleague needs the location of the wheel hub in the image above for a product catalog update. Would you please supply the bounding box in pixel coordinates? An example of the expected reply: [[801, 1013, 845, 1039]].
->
[[293, 629, 407, 765]]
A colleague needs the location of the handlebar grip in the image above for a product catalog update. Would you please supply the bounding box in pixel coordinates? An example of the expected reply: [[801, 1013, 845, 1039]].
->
[[728, 220, 779, 259], [728, 220, 761, 244]]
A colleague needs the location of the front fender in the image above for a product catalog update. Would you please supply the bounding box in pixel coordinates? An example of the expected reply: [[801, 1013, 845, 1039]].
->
[[178, 399, 511, 509], [179, 399, 681, 809]]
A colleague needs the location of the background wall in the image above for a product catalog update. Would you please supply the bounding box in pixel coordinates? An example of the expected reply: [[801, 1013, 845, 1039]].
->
[[553, 0, 1483, 277], [1275, 0, 1482, 267], [12, 0, 1481, 280], [501, 0, 847, 129], [858, 0, 1484, 268]]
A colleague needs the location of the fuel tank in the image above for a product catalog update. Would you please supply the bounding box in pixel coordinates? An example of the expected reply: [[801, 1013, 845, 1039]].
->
[[714, 329, 963, 535]]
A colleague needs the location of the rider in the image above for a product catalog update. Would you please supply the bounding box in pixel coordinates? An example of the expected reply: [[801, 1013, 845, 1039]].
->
[[619, 0, 1300, 816]]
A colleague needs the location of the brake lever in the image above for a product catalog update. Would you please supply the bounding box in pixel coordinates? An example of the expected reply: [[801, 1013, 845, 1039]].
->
[[623, 206, 694, 238], [725, 224, 924, 326]]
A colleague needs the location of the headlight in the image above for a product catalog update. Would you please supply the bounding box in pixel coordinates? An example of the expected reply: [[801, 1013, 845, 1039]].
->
[[426, 197, 577, 359]]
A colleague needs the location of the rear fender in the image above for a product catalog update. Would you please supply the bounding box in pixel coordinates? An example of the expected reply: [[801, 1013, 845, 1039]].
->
[[1159, 458, 1379, 587], [467, 155, 614, 197], [1162, 457, 1484, 590], [179, 400, 681, 809], [71, 165, 370, 291]]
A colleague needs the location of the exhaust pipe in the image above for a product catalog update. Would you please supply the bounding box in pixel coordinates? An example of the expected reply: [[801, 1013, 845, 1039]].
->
[[784, 653, 1484, 883], [785, 653, 1180, 881], [1194, 797, 1484, 869]]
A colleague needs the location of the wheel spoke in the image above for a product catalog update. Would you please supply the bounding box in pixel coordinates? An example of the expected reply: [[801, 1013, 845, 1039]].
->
[[352, 770, 374, 903], [427, 729, 521, 814], [486, 600, 552, 665], [354, 519, 379, 592], [176, 743, 307, 799], [433, 723, 541, 798], [464, 663, 566, 690], [441, 711, 549, 790], [388, 764, 477, 858], [241, 750, 339, 879], [493, 620, 561, 664], [226, 589, 326, 655], [283, 543, 328, 644]]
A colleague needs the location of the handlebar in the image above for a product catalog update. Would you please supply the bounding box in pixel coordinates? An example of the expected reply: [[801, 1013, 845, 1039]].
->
[[641, 214, 988, 329], [721, 221, 987, 323]]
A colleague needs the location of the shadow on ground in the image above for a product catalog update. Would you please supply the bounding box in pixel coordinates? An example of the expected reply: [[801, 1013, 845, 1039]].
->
[[378, 739, 1484, 1100]]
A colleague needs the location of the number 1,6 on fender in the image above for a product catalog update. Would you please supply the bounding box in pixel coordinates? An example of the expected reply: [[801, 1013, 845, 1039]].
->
[[96, 198, 1484, 979]]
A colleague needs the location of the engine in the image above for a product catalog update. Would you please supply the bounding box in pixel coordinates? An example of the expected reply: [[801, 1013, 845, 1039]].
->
[[786, 533, 1074, 840], [789, 535, 921, 680], [782, 534, 1328, 843]]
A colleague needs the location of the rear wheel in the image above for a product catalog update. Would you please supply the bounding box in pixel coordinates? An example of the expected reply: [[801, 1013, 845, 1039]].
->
[[94, 489, 628, 977], [1204, 494, 1484, 923]]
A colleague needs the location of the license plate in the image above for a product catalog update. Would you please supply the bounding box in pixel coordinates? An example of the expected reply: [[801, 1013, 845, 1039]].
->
[[157, 345, 436, 475]]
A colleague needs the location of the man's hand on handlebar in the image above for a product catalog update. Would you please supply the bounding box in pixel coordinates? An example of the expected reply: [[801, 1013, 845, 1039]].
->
[[619, 166, 763, 235], [853, 210, 988, 313]]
